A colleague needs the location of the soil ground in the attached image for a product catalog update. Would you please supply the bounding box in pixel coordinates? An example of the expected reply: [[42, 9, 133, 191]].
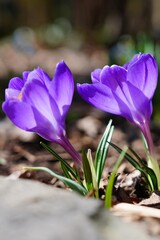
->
[[0, 100, 160, 238], [0, 43, 160, 238]]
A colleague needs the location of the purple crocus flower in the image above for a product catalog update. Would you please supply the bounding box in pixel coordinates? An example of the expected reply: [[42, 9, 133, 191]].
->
[[2, 61, 81, 165], [77, 53, 158, 154]]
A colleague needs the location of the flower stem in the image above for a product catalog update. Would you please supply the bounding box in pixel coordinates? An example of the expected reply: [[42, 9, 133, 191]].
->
[[141, 122, 154, 155], [58, 135, 81, 166], [141, 122, 160, 189]]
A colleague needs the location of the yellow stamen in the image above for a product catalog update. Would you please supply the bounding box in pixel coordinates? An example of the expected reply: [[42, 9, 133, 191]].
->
[[18, 92, 22, 100]]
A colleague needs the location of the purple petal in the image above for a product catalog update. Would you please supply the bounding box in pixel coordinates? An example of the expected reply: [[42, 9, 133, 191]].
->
[[124, 53, 142, 69], [5, 88, 21, 100], [22, 71, 30, 81], [8, 71, 32, 90], [77, 83, 131, 116], [30, 106, 64, 141], [22, 79, 61, 127], [127, 54, 158, 99], [8, 77, 24, 90], [91, 69, 101, 83], [122, 81, 152, 123], [100, 65, 127, 89], [2, 100, 63, 141], [100, 65, 129, 105], [49, 61, 74, 118], [2, 100, 37, 130], [27, 67, 51, 89]]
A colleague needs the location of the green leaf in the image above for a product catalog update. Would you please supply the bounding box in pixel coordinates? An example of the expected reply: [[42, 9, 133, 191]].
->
[[24, 166, 87, 196], [40, 142, 78, 180], [94, 120, 114, 186], [109, 142, 154, 191], [105, 146, 128, 208], [87, 149, 99, 198], [141, 132, 148, 151], [61, 162, 72, 179], [128, 147, 158, 190], [82, 149, 93, 191], [141, 133, 160, 189]]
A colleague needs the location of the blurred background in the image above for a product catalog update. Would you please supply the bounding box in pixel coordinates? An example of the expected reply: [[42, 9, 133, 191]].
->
[[1, 0, 160, 119]]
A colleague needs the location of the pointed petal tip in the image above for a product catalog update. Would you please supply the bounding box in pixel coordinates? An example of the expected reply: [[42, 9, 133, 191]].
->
[[55, 61, 73, 78], [35, 66, 42, 71], [56, 60, 67, 69], [77, 83, 88, 93]]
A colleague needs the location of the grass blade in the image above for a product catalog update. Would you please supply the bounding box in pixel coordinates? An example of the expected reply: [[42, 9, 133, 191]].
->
[[109, 142, 154, 191], [87, 149, 99, 198], [61, 162, 73, 179], [82, 149, 93, 191], [24, 166, 87, 195], [40, 142, 78, 180], [105, 146, 128, 208], [94, 120, 114, 186], [128, 147, 158, 190]]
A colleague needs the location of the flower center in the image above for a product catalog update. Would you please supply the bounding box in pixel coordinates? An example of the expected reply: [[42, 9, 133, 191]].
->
[[18, 92, 22, 100]]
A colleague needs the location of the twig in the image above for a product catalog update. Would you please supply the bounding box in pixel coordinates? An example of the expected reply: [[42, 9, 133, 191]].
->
[[112, 203, 160, 219]]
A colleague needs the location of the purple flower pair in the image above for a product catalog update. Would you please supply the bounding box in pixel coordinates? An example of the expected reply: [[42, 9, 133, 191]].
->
[[2, 53, 158, 163]]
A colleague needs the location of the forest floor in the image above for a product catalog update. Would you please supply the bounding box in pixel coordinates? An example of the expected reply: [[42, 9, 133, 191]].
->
[[0, 42, 160, 238], [0, 100, 160, 238]]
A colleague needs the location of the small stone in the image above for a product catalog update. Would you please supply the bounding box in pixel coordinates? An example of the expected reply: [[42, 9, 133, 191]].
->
[[0, 118, 35, 143], [76, 116, 103, 137]]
